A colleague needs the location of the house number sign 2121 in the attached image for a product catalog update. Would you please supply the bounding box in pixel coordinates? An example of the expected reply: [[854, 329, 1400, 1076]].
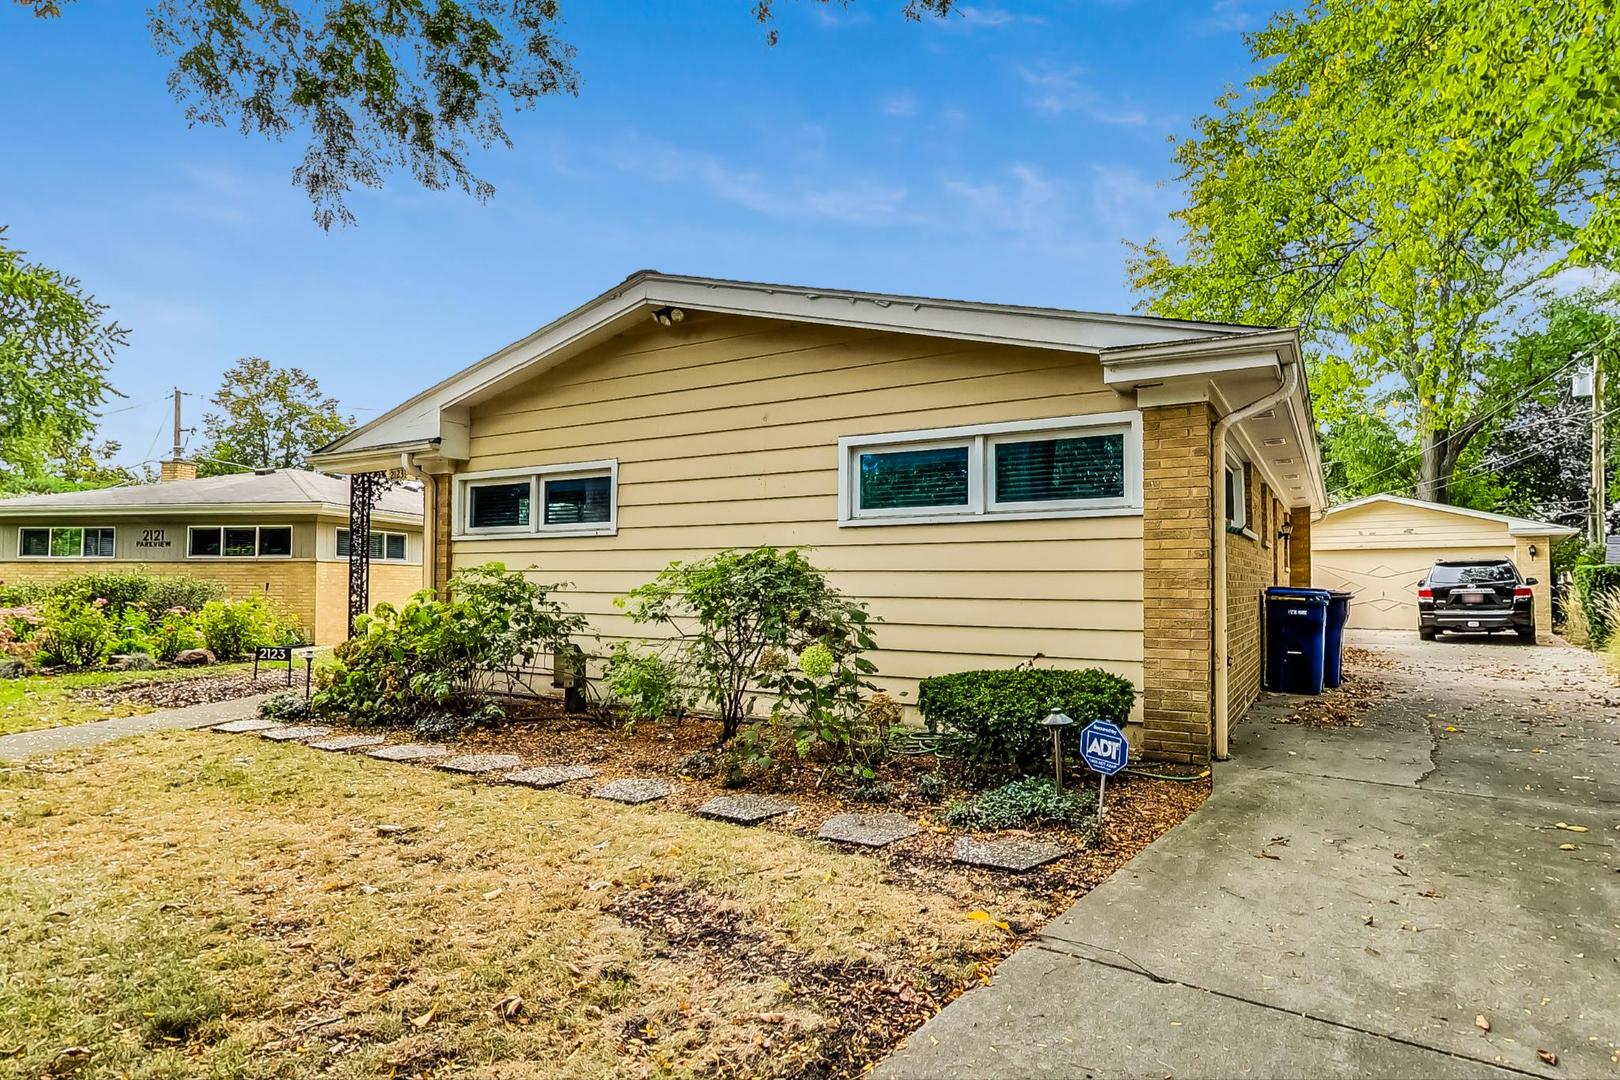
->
[[135, 528, 171, 549]]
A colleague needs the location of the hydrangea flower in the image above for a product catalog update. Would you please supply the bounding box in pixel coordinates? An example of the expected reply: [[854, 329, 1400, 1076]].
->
[[797, 642, 834, 679]]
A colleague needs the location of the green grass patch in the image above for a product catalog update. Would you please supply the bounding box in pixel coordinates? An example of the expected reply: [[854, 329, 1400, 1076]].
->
[[0, 663, 256, 738]]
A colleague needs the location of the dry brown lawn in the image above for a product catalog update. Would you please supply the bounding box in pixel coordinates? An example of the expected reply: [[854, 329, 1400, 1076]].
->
[[0, 731, 1032, 1079]]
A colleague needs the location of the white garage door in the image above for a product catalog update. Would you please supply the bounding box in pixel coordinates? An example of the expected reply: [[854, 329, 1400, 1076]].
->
[[1313, 543, 1514, 629]]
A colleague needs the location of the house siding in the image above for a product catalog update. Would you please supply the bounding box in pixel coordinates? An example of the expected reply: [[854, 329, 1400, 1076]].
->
[[448, 312, 1146, 720]]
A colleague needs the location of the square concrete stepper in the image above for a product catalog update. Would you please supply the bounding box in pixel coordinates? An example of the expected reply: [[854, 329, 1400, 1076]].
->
[[591, 778, 674, 805], [259, 725, 332, 742], [438, 753, 522, 775], [952, 836, 1068, 873], [696, 794, 796, 825], [306, 734, 387, 752], [367, 743, 451, 763], [213, 718, 278, 734], [505, 764, 597, 789], [816, 813, 920, 847]]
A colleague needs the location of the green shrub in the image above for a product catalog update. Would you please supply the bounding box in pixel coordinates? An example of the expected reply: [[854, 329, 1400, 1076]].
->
[[197, 596, 296, 660], [151, 610, 204, 662], [918, 667, 1136, 782], [915, 771, 947, 801], [944, 776, 1096, 831], [0, 573, 223, 619], [257, 691, 311, 721], [110, 607, 156, 656], [35, 595, 114, 668], [1572, 564, 1620, 646], [314, 562, 585, 730], [140, 577, 226, 614], [602, 642, 688, 726]]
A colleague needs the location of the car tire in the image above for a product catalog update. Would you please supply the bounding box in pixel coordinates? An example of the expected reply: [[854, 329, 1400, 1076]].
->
[[1419, 626, 1436, 641], [1517, 625, 1537, 645]]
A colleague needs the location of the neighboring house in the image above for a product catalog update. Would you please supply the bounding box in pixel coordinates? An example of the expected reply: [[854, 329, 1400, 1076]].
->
[[0, 463, 425, 645], [1607, 533, 1620, 564], [1312, 494, 1578, 639], [311, 272, 1328, 763]]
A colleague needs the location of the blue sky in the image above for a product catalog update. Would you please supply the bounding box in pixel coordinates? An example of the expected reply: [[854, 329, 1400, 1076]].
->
[[1, 1, 1266, 469]]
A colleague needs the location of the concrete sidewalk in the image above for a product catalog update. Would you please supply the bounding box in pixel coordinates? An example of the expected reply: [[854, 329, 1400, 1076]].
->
[[879, 632, 1620, 1079], [0, 693, 273, 759]]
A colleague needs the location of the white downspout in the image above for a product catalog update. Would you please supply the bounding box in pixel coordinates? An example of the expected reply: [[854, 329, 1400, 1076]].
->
[[1211, 361, 1299, 760]]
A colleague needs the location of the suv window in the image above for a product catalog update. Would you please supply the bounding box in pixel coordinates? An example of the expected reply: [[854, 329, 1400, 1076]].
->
[[1428, 561, 1518, 586]]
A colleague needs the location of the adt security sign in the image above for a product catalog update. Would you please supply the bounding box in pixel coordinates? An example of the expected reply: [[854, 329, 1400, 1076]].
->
[[1079, 719, 1129, 776]]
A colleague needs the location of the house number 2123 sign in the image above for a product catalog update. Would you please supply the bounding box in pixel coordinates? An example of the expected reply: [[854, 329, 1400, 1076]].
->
[[135, 528, 171, 549]]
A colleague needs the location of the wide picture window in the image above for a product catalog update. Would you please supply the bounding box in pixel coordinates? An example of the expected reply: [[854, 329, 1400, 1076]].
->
[[18, 526, 115, 558], [841, 415, 1138, 524], [189, 525, 293, 558], [460, 462, 617, 537]]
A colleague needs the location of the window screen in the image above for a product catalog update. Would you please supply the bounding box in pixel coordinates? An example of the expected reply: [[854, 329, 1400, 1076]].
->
[[258, 527, 292, 557], [190, 528, 223, 557], [19, 529, 49, 557], [544, 475, 612, 526], [858, 446, 970, 511], [84, 527, 115, 557], [994, 433, 1124, 504], [50, 528, 84, 558], [469, 482, 531, 529], [385, 533, 406, 560]]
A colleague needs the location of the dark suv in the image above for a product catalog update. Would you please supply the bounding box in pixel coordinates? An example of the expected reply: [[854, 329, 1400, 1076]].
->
[[1417, 558, 1537, 643]]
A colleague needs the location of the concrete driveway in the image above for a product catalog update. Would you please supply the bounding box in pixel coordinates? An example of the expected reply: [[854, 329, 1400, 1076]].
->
[[880, 631, 1620, 1079]]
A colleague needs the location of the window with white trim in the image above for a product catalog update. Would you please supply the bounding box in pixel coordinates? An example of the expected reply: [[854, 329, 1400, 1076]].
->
[[188, 525, 294, 558], [840, 413, 1140, 525], [1224, 458, 1248, 531], [18, 526, 115, 558], [458, 461, 618, 537], [337, 528, 408, 561]]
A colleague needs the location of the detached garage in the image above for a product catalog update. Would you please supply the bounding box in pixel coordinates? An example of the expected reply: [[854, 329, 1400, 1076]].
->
[[1312, 495, 1576, 639]]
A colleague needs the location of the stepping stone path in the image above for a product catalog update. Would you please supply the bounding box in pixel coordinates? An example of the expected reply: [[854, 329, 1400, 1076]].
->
[[213, 718, 277, 734], [307, 734, 387, 752], [591, 778, 674, 805], [506, 764, 596, 789], [368, 743, 451, 763], [439, 753, 522, 774], [817, 813, 919, 847], [260, 725, 332, 742], [696, 794, 796, 825], [952, 836, 1067, 873]]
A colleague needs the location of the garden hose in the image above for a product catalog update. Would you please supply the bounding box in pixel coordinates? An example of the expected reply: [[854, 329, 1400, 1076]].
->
[[1123, 766, 1211, 782]]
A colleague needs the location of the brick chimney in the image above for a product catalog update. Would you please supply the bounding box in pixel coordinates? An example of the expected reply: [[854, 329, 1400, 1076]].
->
[[159, 460, 198, 483]]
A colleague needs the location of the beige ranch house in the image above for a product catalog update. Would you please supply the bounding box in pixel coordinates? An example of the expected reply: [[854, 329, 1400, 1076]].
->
[[0, 465, 425, 645], [312, 273, 1329, 763]]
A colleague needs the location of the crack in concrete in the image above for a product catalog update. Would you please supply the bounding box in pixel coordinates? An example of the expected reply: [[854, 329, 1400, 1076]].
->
[[1029, 936, 1548, 1080]]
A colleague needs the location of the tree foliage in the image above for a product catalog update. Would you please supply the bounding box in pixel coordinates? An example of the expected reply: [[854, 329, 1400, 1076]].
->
[[1128, 0, 1620, 503], [20, 0, 954, 227], [199, 356, 353, 475], [0, 226, 125, 481]]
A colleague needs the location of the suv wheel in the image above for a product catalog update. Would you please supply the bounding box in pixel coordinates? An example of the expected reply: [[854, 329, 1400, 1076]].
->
[[1419, 625, 1436, 641], [1517, 624, 1537, 645]]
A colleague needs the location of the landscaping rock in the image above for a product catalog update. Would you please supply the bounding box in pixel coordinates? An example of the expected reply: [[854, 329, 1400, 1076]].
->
[[591, 778, 674, 804], [173, 648, 216, 666], [212, 718, 278, 733], [0, 659, 29, 680], [439, 753, 522, 774], [951, 836, 1068, 873], [505, 764, 596, 789], [107, 653, 157, 671], [817, 813, 920, 847], [259, 725, 332, 742], [696, 794, 796, 825], [367, 743, 451, 762], [306, 734, 387, 752]]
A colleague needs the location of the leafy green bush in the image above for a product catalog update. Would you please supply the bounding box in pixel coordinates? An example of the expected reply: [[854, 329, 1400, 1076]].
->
[[1572, 564, 1620, 646], [314, 562, 585, 731], [918, 667, 1136, 782], [109, 607, 156, 656], [257, 691, 312, 721], [197, 596, 297, 660], [35, 595, 114, 668], [140, 577, 226, 615], [151, 609, 204, 662], [602, 642, 688, 726], [944, 776, 1096, 831]]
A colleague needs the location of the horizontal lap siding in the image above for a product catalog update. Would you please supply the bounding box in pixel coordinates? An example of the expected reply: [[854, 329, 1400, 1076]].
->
[[452, 313, 1144, 712]]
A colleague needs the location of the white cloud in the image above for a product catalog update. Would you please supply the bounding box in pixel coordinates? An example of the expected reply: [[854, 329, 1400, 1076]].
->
[[955, 6, 1016, 28], [1203, 0, 1258, 33], [883, 90, 919, 118], [1017, 65, 1147, 126]]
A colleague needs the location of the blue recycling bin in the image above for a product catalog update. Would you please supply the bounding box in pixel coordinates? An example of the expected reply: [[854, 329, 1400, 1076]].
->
[[1264, 587, 1329, 695], [1323, 590, 1352, 689]]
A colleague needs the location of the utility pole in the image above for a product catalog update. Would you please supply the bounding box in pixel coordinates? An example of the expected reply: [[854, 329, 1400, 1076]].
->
[[171, 387, 184, 462]]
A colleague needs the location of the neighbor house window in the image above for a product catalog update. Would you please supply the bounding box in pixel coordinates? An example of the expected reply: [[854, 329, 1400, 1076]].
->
[[17, 526, 115, 558], [337, 528, 408, 561], [188, 525, 293, 558], [839, 414, 1140, 525], [458, 461, 618, 537], [1225, 459, 1248, 531]]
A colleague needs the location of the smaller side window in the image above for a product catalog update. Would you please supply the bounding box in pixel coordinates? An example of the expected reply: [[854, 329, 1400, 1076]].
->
[[84, 527, 115, 557], [385, 533, 406, 560], [19, 528, 49, 557], [1224, 461, 1248, 530], [258, 526, 293, 557], [189, 528, 224, 557]]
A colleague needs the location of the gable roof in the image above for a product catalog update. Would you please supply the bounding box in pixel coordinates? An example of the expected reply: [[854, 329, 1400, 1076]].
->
[[0, 469, 423, 523], [311, 270, 1287, 467], [1323, 494, 1579, 538]]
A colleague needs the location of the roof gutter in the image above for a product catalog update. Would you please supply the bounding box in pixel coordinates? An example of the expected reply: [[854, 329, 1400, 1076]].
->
[[1212, 360, 1300, 761]]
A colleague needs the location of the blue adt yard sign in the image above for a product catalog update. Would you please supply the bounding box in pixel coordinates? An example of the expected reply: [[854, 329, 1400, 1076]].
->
[[1079, 719, 1129, 776]]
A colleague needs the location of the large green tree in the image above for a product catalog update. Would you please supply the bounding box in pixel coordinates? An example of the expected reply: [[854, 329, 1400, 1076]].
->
[[18, 0, 953, 229], [198, 357, 353, 475], [1128, 0, 1620, 504], [0, 226, 126, 484]]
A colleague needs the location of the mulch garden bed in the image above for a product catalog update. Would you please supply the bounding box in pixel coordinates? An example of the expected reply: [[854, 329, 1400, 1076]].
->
[[72, 669, 297, 710]]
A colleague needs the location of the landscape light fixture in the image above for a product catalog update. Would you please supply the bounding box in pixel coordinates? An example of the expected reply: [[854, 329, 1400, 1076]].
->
[[652, 305, 686, 327], [1042, 707, 1074, 791]]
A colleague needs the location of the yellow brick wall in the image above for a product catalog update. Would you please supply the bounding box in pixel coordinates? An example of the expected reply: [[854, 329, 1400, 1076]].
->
[[1288, 507, 1313, 587], [313, 560, 432, 645], [1226, 468, 1280, 725], [0, 558, 318, 641], [1141, 403, 1214, 763]]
